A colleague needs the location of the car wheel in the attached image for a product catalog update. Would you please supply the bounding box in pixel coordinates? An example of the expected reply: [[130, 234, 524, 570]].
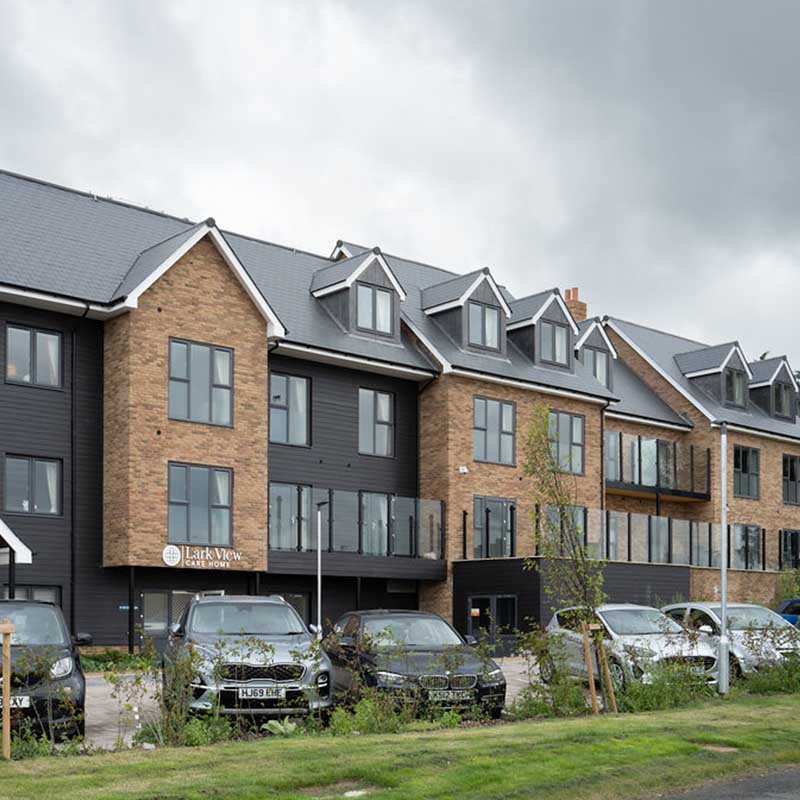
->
[[608, 659, 626, 691], [489, 705, 504, 720], [538, 655, 555, 684]]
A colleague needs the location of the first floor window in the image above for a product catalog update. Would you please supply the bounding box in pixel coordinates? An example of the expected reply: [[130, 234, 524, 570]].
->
[[359, 388, 394, 456], [733, 446, 759, 499], [473, 397, 515, 465], [547, 410, 584, 474], [270, 373, 310, 446], [4, 456, 60, 515], [6, 325, 61, 387], [732, 523, 761, 570], [725, 368, 746, 406], [169, 339, 232, 425], [356, 283, 393, 334], [785, 455, 800, 504], [473, 496, 515, 558], [540, 320, 569, 365], [467, 302, 500, 349], [168, 463, 231, 546], [775, 382, 794, 418]]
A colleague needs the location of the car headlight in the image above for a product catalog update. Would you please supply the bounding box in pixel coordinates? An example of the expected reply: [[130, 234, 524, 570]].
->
[[50, 656, 73, 679], [481, 668, 505, 686], [375, 670, 412, 688]]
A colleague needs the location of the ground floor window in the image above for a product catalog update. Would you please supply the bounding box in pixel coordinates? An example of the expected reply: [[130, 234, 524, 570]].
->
[[782, 530, 800, 570], [0, 584, 60, 604], [732, 523, 762, 570]]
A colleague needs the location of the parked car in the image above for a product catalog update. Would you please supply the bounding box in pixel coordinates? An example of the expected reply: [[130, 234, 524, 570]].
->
[[325, 609, 506, 718], [545, 603, 718, 687], [775, 598, 800, 627], [0, 599, 91, 737], [661, 602, 800, 676], [164, 594, 332, 717]]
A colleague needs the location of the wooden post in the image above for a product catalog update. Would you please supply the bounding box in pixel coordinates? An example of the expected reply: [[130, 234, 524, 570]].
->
[[0, 617, 14, 760], [581, 621, 599, 715], [591, 626, 618, 714]]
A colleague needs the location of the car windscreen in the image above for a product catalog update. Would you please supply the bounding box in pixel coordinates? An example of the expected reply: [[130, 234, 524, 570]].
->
[[362, 615, 463, 648], [189, 602, 306, 635], [4, 604, 68, 646], [600, 608, 683, 636], [708, 606, 793, 631]]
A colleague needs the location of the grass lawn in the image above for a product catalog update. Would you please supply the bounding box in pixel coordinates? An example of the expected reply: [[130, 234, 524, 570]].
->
[[2, 694, 800, 800]]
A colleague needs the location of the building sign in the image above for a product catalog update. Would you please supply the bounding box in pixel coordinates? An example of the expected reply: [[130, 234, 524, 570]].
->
[[161, 544, 243, 570]]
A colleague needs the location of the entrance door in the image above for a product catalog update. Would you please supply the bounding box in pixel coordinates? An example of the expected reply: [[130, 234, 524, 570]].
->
[[467, 595, 518, 656]]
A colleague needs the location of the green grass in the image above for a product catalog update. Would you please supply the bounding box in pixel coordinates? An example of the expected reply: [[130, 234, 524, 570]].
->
[[2, 694, 800, 800]]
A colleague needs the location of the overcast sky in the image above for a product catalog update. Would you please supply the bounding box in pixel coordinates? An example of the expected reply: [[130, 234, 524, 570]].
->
[[1, 1, 798, 363]]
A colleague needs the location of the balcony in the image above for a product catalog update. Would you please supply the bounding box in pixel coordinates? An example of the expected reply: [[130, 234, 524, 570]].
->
[[267, 485, 446, 580], [605, 432, 710, 502]]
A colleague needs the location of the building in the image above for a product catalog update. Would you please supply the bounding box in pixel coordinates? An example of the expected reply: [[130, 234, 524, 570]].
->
[[0, 169, 797, 650]]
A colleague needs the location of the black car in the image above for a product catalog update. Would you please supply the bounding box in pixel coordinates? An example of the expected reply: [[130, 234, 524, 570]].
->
[[326, 609, 506, 718], [0, 600, 91, 737]]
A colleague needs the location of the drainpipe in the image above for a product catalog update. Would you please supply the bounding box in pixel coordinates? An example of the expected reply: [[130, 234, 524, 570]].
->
[[718, 422, 730, 694], [600, 401, 610, 557]]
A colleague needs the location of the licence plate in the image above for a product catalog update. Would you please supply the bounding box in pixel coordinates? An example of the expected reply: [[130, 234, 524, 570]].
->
[[238, 686, 286, 700], [428, 689, 473, 702], [0, 695, 30, 708]]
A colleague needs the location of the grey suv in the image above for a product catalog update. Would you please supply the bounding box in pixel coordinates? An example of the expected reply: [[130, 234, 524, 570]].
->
[[165, 594, 332, 717]]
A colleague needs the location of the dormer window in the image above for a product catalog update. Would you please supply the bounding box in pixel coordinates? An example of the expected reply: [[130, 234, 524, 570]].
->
[[356, 283, 393, 335], [468, 301, 500, 350], [775, 382, 794, 418], [725, 368, 746, 406], [584, 348, 609, 387], [541, 320, 569, 366]]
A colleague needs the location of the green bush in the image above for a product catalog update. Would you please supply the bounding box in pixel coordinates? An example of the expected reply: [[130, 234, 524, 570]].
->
[[617, 662, 714, 712], [740, 656, 800, 695], [328, 695, 406, 736], [436, 710, 462, 728], [182, 714, 233, 747], [81, 649, 156, 673], [509, 677, 586, 720]]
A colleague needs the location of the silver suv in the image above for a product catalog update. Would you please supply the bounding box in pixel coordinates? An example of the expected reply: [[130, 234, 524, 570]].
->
[[165, 594, 333, 717]]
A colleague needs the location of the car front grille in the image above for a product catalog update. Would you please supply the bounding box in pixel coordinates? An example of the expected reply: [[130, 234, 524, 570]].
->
[[664, 656, 715, 671], [418, 674, 448, 689], [418, 674, 477, 689], [218, 663, 305, 683], [450, 674, 478, 689]]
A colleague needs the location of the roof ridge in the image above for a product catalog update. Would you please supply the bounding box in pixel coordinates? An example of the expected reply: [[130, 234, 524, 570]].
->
[[222, 229, 334, 264], [422, 266, 486, 291], [607, 315, 710, 348], [509, 287, 557, 304], [674, 340, 738, 358]]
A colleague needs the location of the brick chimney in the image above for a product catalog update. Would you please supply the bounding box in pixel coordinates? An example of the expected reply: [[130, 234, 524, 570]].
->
[[564, 287, 587, 322]]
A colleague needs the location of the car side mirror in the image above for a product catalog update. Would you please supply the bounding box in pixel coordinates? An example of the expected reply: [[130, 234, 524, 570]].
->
[[170, 623, 183, 638], [698, 625, 714, 635], [465, 635, 478, 646], [309, 623, 320, 635], [73, 632, 92, 647]]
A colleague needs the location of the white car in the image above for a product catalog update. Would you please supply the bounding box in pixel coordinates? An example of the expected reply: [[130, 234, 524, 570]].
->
[[545, 603, 718, 686], [661, 602, 800, 677]]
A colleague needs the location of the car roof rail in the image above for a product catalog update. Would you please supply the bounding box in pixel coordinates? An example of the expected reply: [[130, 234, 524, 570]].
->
[[193, 589, 226, 600]]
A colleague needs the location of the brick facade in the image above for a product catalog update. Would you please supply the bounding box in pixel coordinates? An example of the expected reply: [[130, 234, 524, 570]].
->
[[103, 236, 269, 571]]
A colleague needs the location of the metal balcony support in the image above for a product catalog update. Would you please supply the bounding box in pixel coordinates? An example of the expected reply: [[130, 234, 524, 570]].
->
[[440, 500, 446, 560], [779, 529, 784, 571], [509, 504, 516, 557], [690, 444, 695, 493], [484, 506, 491, 559], [762, 528, 767, 571], [627, 512, 632, 562], [462, 510, 468, 560]]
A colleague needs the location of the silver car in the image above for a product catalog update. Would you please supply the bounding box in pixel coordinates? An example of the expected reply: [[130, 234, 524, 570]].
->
[[165, 594, 333, 717], [661, 602, 800, 677], [546, 603, 718, 686]]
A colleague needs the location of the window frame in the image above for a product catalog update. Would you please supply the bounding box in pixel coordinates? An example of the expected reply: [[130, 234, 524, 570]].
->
[[466, 301, 501, 351], [724, 368, 747, 407], [733, 445, 760, 500], [168, 338, 233, 427], [540, 319, 570, 367], [584, 346, 609, 387], [269, 371, 311, 447], [355, 282, 394, 336], [784, 454, 800, 506], [358, 387, 395, 458], [3, 455, 62, 517], [774, 381, 794, 419], [472, 396, 516, 466], [547, 409, 585, 475], [4, 324, 63, 390], [167, 462, 233, 547], [472, 495, 517, 559]]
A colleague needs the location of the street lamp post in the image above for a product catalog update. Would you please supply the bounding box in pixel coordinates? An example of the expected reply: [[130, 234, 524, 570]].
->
[[316, 500, 329, 637], [718, 422, 730, 694]]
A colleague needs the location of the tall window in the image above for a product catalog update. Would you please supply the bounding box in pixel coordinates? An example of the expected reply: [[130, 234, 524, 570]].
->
[[168, 463, 231, 546], [775, 382, 794, 418], [473, 496, 515, 558], [473, 397, 515, 465], [733, 446, 759, 499], [724, 368, 746, 406], [5, 325, 61, 387], [270, 373, 309, 446], [784, 454, 800, 505], [540, 320, 569, 366], [268, 483, 310, 550], [4, 456, 61, 515], [547, 410, 584, 474], [356, 284, 393, 335], [169, 339, 232, 425], [359, 388, 394, 457], [467, 302, 500, 349], [732, 523, 761, 571], [584, 348, 609, 386]]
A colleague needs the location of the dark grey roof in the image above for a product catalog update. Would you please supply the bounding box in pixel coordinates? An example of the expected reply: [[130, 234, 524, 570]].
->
[[337, 241, 370, 257], [607, 317, 800, 439], [309, 251, 372, 294], [609, 360, 692, 428], [748, 356, 792, 385], [420, 268, 487, 311], [508, 289, 556, 325], [673, 342, 739, 375]]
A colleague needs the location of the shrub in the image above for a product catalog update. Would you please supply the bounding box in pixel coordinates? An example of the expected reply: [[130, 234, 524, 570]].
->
[[181, 714, 233, 747], [262, 716, 300, 737], [81, 649, 156, 673], [437, 710, 462, 728], [740, 656, 800, 695], [617, 662, 714, 712], [509, 676, 586, 720], [328, 695, 407, 736]]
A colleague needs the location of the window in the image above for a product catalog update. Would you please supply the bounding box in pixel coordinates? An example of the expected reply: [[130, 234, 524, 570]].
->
[[269, 373, 309, 446], [473, 397, 515, 465], [361, 492, 389, 555], [784, 454, 800, 505], [605, 430, 620, 481], [473, 496, 515, 558], [467, 302, 500, 350], [356, 283, 393, 335], [775, 382, 794, 418], [0, 585, 61, 604], [540, 320, 569, 366], [5, 325, 61, 387], [732, 523, 761, 570], [268, 483, 310, 550], [168, 463, 231, 546], [4, 456, 60, 515], [169, 339, 232, 425], [733, 446, 759, 499], [547, 410, 584, 474], [724, 368, 746, 406], [584, 348, 609, 386], [359, 388, 394, 457]]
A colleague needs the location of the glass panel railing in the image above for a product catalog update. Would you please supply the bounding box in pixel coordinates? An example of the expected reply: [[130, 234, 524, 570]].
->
[[418, 499, 443, 560], [332, 490, 359, 553], [621, 434, 639, 484], [392, 496, 416, 557], [586, 508, 604, 560], [710, 523, 722, 567], [607, 510, 628, 561], [630, 513, 649, 562], [671, 519, 691, 565], [650, 516, 670, 563], [641, 439, 658, 487], [691, 521, 709, 566]]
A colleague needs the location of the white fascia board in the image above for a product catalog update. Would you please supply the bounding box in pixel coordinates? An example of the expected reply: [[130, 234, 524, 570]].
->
[[719, 344, 754, 379], [711, 422, 800, 446], [605, 320, 716, 422], [574, 320, 618, 358], [449, 368, 609, 405], [330, 243, 354, 260], [684, 366, 725, 379], [750, 361, 800, 392], [605, 411, 692, 432], [401, 316, 452, 374], [0, 518, 33, 564], [0, 285, 89, 316], [507, 292, 580, 336], [424, 272, 513, 318], [312, 253, 407, 302], [275, 342, 436, 381]]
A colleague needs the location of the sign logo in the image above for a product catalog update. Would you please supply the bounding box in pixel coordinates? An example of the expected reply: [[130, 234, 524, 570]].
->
[[162, 544, 181, 567]]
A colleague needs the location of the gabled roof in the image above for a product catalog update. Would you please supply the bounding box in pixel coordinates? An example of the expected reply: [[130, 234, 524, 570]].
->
[[0, 518, 33, 565], [330, 240, 370, 260], [749, 356, 799, 392], [506, 289, 580, 336], [673, 342, 753, 379], [421, 268, 512, 317], [574, 318, 617, 357], [310, 249, 407, 300]]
